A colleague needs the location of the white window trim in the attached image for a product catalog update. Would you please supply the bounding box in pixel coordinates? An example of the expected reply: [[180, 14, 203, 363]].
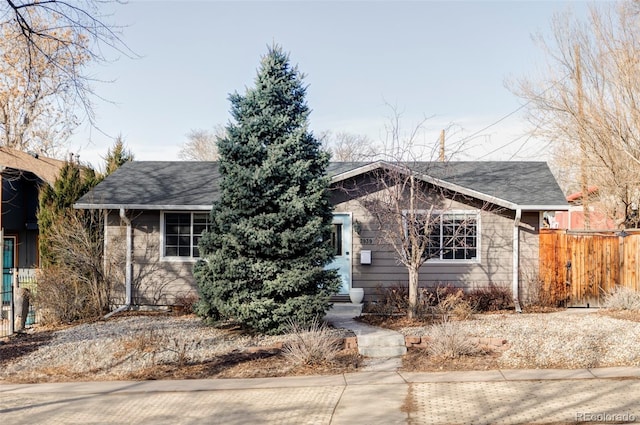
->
[[160, 211, 210, 262], [403, 209, 481, 264]]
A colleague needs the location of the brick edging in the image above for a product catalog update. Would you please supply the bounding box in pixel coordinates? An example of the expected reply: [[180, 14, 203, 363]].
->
[[342, 336, 509, 351], [245, 336, 509, 353], [405, 336, 509, 351]]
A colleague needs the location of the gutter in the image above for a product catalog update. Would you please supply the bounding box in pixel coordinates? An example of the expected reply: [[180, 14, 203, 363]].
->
[[104, 208, 133, 319], [74, 203, 214, 211], [513, 208, 523, 313]]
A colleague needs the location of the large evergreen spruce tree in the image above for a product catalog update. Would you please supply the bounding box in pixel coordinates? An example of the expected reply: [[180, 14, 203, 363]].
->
[[195, 46, 340, 334]]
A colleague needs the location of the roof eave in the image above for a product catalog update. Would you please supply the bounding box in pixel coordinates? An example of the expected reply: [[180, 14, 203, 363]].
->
[[74, 203, 213, 211], [330, 161, 384, 183], [413, 172, 517, 210], [518, 204, 571, 211]]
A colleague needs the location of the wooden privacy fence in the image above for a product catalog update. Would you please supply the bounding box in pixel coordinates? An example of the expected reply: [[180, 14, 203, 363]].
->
[[539, 229, 640, 307]]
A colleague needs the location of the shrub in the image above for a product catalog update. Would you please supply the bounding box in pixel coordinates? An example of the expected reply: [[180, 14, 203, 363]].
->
[[367, 284, 410, 316], [522, 270, 566, 308], [466, 285, 513, 312], [424, 284, 462, 306], [34, 266, 101, 324], [281, 318, 342, 366], [434, 288, 475, 321], [427, 321, 481, 359], [368, 284, 482, 320], [603, 286, 640, 311], [173, 292, 199, 316]]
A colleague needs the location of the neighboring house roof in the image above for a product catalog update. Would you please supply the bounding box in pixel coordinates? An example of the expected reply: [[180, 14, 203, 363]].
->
[[74, 160, 569, 211], [0, 146, 66, 185], [566, 185, 599, 204]]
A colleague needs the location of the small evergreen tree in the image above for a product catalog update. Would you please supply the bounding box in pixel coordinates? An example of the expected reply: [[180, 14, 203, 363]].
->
[[38, 161, 99, 265], [103, 135, 134, 176], [195, 46, 340, 334]]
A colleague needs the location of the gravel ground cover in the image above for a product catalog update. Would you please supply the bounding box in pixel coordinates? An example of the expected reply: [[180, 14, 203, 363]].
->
[[0, 313, 356, 382], [399, 310, 640, 369], [3, 309, 640, 383]]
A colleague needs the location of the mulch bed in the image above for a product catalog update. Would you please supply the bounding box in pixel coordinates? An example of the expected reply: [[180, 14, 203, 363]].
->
[[0, 330, 56, 366]]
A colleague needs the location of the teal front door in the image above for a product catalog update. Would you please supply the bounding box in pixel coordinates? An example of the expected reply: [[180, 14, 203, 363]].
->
[[328, 214, 352, 294], [2, 237, 14, 304]]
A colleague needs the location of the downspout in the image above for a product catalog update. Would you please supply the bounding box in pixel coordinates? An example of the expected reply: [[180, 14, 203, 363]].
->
[[104, 208, 132, 318], [513, 208, 523, 313]]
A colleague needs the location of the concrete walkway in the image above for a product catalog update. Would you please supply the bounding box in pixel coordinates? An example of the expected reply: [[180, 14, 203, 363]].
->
[[326, 303, 407, 359]]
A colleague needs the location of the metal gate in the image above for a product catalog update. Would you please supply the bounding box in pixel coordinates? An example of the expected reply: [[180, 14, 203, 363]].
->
[[0, 267, 38, 338]]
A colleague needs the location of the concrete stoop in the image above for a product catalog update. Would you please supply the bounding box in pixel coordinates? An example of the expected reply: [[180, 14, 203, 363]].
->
[[329, 302, 363, 317]]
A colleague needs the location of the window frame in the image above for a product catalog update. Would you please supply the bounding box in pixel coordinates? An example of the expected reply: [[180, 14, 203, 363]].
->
[[403, 209, 481, 264], [160, 211, 212, 262]]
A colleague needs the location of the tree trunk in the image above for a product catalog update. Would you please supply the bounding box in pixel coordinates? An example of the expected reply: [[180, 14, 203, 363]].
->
[[408, 264, 419, 319]]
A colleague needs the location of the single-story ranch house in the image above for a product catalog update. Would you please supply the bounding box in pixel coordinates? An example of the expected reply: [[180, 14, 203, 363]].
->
[[74, 160, 569, 309]]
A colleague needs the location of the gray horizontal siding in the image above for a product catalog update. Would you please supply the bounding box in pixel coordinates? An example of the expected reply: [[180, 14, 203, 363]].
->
[[334, 190, 541, 302], [102, 190, 543, 305], [106, 210, 199, 306]]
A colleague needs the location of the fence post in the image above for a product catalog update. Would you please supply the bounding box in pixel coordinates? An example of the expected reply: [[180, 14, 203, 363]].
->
[[9, 268, 15, 334]]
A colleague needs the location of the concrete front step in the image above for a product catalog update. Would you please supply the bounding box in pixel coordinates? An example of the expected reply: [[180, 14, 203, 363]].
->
[[357, 333, 406, 347], [329, 302, 363, 317], [359, 345, 407, 358], [356, 331, 407, 358]]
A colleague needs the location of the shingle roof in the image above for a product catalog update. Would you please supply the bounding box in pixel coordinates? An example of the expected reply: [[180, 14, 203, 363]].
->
[[75, 160, 568, 211], [0, 147, 66, 185], [75, 161, 220, 210]]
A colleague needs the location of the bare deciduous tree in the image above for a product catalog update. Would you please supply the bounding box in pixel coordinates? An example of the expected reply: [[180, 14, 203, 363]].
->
[[511, 2, 640, 227], [178, 126, 224, 161], [35, 209, 112, 321], [0, 0, 133, 155], [321, 131, 379, 161], [338, 111, 481, 318], [0, 14, 88, 155]]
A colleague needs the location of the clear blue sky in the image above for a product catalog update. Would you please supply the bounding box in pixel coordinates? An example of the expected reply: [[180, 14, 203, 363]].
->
[[70, 0, 593, 169]]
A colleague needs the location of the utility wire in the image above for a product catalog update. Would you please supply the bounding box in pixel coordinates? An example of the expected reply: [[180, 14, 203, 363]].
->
[[453, 72, 572, 158], [455, 102, 530, 147]]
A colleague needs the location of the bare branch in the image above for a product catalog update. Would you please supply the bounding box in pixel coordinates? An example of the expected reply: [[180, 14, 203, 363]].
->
[[334, 108, 489, 318], [512, 2, 640, 228], [0, 0, 137, 151]]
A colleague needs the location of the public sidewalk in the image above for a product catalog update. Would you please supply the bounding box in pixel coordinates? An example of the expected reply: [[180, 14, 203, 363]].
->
[[3, 306, 640, 424], [2, 368, 640, 424]]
